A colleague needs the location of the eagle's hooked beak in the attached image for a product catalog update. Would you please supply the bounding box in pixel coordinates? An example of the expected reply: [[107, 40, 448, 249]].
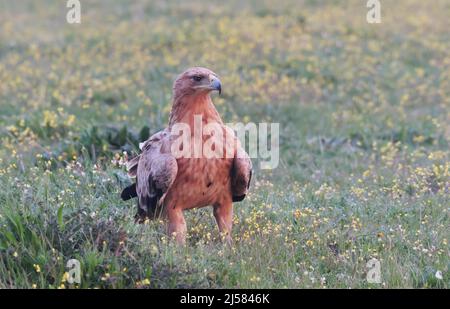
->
[[209, 75, 222, 95]]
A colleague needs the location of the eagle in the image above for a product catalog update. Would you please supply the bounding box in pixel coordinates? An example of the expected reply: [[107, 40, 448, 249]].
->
[[121, 67, 252, 244]]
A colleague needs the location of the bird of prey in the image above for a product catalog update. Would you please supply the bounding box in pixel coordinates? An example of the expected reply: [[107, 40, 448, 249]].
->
[[121, 67, 252, 244]]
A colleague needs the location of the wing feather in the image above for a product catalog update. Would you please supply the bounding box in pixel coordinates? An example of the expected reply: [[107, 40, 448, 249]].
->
[[135, 130, 177, 219]]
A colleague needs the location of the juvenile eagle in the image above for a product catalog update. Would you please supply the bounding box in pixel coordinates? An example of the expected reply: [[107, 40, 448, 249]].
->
[[121, 67, 252, 244]]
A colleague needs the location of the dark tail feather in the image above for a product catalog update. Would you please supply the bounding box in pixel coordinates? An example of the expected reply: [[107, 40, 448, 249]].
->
[[121, 183, 137, 201]]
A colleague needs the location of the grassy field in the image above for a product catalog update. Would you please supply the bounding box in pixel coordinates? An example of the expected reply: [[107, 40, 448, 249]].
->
[[0, 0, 449, 288]]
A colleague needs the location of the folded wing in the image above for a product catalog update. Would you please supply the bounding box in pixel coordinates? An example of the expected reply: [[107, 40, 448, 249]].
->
[[231, 146, 252, 202], [129, 130, 178, 220]]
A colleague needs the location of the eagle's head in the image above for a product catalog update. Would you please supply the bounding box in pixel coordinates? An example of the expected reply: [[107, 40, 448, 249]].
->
[[173, 67, 222, 99]]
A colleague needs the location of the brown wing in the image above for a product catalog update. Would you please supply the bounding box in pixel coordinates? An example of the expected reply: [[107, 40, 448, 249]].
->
[[134, 130, 177, 220], [126, 130, 167, 178], [231, 146, 252, 202]]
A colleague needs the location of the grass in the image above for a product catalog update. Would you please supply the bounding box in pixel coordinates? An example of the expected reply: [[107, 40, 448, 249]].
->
[[0, 0, 449, 288]]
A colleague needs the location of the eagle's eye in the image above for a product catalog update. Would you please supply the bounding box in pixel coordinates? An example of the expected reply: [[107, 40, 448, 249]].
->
[[192, 75, 203, 82]]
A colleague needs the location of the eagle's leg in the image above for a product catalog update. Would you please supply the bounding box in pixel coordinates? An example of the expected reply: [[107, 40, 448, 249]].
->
[[213, 201, 233, 244], [167, 206, 187, 245]]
